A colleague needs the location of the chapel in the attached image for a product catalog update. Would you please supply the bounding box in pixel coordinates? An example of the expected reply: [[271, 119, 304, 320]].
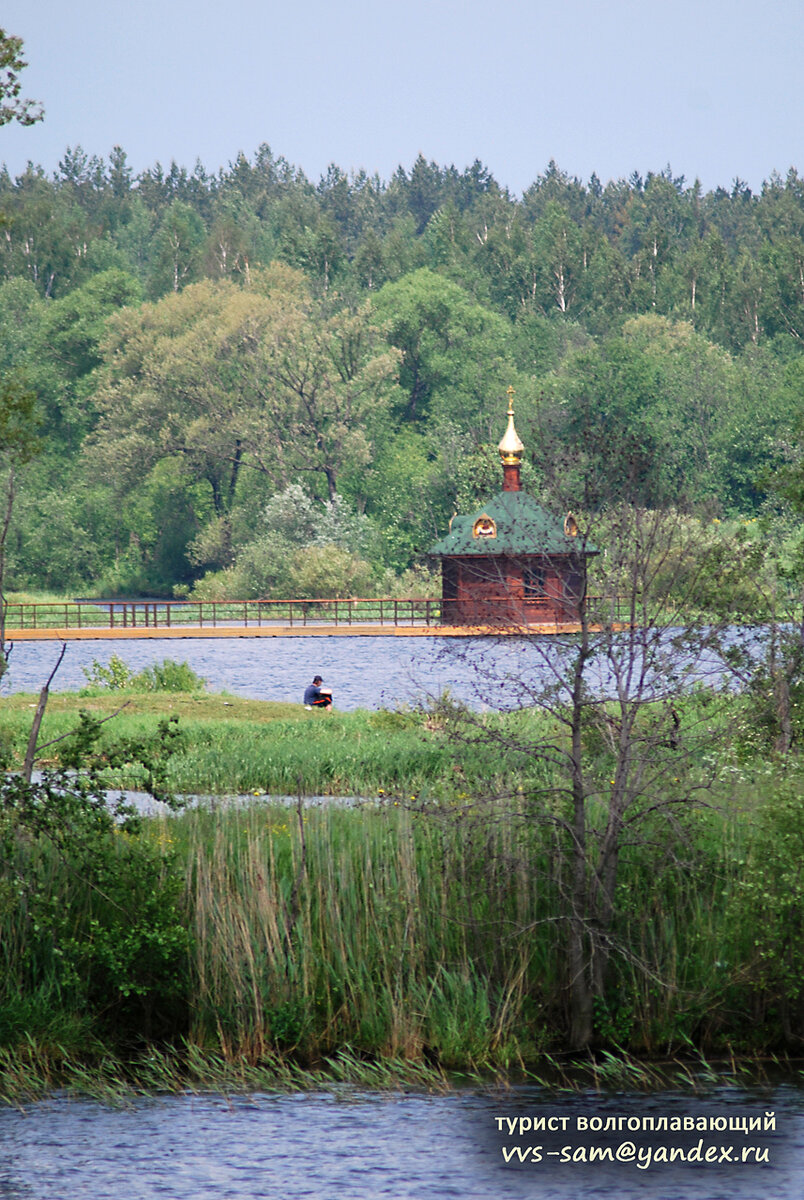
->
[[429, 390, 593, 627]]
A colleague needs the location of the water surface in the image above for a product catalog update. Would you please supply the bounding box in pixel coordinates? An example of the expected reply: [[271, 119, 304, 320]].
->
[[0, 636, 520, 711], [0, 1085, 801, 1200], [2, 629, 733, 713]]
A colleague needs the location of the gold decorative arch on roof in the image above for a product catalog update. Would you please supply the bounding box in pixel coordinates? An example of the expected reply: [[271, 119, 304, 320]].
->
[[472, 514, 497, 539]]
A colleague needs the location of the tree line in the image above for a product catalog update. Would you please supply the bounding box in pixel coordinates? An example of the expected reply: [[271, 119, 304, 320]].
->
[[2, 145, 804, 597]]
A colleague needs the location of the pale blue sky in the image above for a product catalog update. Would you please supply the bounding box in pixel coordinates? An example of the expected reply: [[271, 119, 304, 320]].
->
[[2, 0, 802, 194]]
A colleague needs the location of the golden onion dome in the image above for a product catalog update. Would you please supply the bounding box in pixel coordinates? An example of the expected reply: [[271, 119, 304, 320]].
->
[[498, 386, 524, 464]]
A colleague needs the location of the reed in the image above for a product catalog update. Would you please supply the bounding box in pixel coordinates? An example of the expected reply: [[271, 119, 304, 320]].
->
[[1, 738, 802, 1097], [166, 781, 769, 1067], [176, 797, 557, 1068]]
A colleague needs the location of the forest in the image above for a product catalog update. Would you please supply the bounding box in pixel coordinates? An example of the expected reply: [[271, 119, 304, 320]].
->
[[2, 146, 804, 600]]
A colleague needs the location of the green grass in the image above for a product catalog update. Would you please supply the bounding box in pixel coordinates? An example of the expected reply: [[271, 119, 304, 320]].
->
[[181, 797, 559, 1066], [3, 589, 74, 605], [0, 689, 302, 725], [0, 690, 546, 797], [0, 1039, 454, 1106]]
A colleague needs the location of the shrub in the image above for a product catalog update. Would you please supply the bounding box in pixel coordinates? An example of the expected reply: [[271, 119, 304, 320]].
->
[[135, 660, 206, 693], [81, 654, 135, 691], [0, 713, 190, 1044], [80, 656, 206, 694]]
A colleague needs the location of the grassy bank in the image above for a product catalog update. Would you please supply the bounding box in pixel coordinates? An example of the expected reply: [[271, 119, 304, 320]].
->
[[1, 769, 803, 1101], [1, 678, 803, 1100], [0, 689, 543, 797]]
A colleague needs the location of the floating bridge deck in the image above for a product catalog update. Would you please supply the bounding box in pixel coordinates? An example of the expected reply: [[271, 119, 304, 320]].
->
[[7, 623, 590, 641]]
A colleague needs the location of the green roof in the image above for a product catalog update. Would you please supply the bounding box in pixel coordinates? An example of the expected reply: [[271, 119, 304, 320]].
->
[[429, 491, 591, 556]]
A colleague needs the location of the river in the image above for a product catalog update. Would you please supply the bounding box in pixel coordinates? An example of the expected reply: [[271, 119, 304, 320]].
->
[[0, 628, 734, 712], [0, 635, 540, 711], [1, 1084, 801, 1199]]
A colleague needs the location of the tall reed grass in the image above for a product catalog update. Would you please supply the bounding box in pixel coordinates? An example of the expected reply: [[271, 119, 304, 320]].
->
[[178, 797, 558, 1068], [1, 754, 801, 1097]]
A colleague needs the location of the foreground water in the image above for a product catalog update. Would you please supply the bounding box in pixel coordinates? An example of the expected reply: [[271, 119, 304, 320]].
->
[[1, 1085, 801, 1199]]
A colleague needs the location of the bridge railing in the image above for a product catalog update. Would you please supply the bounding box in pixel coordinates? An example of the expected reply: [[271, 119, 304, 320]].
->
[[2, 594, 631, 633], [2, 597, 445, 631]]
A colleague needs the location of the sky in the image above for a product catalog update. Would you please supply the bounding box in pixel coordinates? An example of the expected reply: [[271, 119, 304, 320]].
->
[[1, 0, 803, 196]]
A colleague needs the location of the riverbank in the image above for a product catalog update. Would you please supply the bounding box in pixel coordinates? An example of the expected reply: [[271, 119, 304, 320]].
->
[[3, 1034, 800, 1107], [2, 769, 803, 1101], [0, 689, 516, 795], [2, 679, 803, 1102]]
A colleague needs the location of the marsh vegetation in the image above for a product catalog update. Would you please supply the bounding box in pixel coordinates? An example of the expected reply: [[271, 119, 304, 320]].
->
[[1, 661, 803, 1101]]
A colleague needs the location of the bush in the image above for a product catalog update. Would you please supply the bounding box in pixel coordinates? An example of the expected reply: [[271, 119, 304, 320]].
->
[[286, 545, 376, 598], [0, 713, 190, 1044], [188, 566, 246, 602], [135, 660, 206, 693], [80, 656, 206, 694], [81, 654, 135, 691]]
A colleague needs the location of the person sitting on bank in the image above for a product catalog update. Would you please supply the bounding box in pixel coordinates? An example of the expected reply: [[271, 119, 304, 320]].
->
[[304, 675, 332, 710]]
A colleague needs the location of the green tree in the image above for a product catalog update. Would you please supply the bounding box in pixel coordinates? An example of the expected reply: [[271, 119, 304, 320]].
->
[[258, 297, 400, 501], [0, 169, 80, 296], [89, 278, 276, 524], [148, 200, 205, 296], [36, 269, 142, 443], [0, 29, 43, 126], [192, 484, 381, 598], [87, 268, 398, 588], [373, 268, 514, 425], [531, 201, 586, 315], [0, 277, 45, 376], [0, 372, 41, 676], [536, 315, 770, 512]]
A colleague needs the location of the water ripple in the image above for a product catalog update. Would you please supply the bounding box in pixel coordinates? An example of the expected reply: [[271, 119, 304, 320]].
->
[[0, 1088, 802, 1200]]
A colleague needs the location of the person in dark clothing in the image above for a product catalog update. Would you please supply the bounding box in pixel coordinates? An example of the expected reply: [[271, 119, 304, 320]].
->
[[303, 675, 332, 709]]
